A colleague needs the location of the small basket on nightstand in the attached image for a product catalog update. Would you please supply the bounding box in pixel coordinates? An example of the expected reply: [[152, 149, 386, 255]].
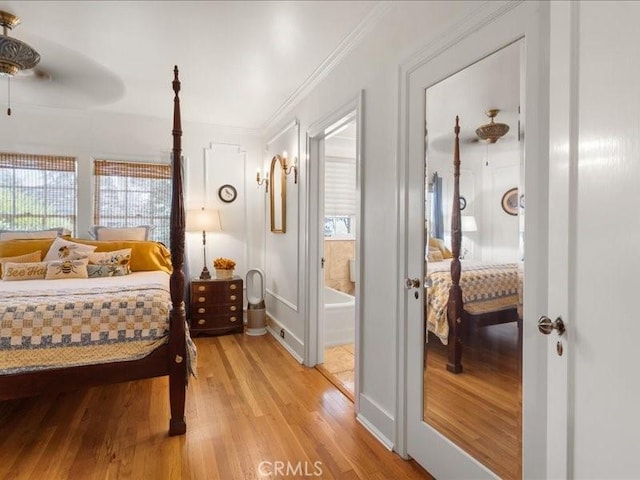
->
[[215, 268, 234, 280]]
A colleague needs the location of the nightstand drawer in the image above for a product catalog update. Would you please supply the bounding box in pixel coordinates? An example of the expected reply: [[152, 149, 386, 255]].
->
[[192, 292, 240, 305], [191, 304, 241, 315], [191, 314, 241, 330], [191, 280, 242, 295]]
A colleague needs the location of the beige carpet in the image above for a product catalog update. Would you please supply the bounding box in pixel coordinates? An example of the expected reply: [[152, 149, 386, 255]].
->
[[322, 344, 355, 397]]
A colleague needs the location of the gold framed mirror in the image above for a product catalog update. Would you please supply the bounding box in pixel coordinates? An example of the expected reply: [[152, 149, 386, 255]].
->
[[270, 154, 286, 233]]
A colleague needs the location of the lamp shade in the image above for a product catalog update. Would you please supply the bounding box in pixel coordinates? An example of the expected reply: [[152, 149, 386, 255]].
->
[[461, 215, 478, 232], [186, 208, 221, 232]]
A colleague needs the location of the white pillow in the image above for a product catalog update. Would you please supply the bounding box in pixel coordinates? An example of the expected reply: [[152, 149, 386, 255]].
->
[[88, 225, 151, 241], [0, 229, 60, 240], [43, 237, 97, 262]]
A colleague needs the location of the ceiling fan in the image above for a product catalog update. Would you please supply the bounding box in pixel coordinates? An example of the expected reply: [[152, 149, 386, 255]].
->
[[0, 9, 44, 115]]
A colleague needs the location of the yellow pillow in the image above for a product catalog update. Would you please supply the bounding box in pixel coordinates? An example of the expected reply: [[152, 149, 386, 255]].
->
[[429, 237, 453, 259], [69, 239, 172, 273], [0, 250, 42, 277], [0, 239, 54, 259], [2, 261, 48, 281], [427, 250, 444, 262]]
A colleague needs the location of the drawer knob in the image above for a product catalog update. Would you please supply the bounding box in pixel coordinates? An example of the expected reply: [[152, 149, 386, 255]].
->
[[230, 316, 237, 322], [230, 306, 237, 312], [198, 319, 206, 325], [197, 308, 205, 314], [198, 296, 206, 303], [230, 284, 237, 291], [230, 295, 237, 301], [197, 285, 205, 292]]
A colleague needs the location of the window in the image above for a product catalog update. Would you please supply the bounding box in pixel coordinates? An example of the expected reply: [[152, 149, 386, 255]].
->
[[94, 160, 171, 246], [0, 152, 77, 233], [324, 156, 356, 238]]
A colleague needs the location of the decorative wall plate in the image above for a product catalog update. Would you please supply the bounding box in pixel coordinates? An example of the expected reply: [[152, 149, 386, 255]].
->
[[501, 187, 518, 216]]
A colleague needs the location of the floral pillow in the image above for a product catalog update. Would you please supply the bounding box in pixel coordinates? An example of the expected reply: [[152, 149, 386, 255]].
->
[[43, 237, 96, 262], [87, 264, 130, 278], [2, 261, 48, 281], [45, 258, 89, 280]]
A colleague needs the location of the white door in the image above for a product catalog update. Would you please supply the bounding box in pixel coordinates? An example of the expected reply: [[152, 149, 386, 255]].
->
[[546, 2, 640, 478], [403, 3, 547, 479]]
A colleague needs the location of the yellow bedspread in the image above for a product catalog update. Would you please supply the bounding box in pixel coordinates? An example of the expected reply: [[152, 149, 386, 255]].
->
[[426, 260, 520, 344]]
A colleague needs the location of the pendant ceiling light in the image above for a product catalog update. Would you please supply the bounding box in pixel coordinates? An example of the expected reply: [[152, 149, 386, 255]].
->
[[0, 10, 40, 115], [475, 109, 509, 144]]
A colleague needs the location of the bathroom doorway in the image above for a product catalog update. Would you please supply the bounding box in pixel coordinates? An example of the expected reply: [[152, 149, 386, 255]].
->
[[305, 95, 362, 407], [316, 116, 358, 401]]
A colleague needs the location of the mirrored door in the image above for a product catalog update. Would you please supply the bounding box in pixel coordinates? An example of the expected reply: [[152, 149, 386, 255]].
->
[[422, 41, 524, 479]]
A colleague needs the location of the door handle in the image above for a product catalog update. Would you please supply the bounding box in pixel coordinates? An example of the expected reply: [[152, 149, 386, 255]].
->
[[405, 278, 421, 289], [538, 316, 565, 336], [538, 315, 566, 356]]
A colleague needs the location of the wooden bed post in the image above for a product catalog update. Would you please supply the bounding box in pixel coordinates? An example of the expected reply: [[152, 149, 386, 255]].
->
[[168, 65, 187, 435], [446, 116, 464, 373]]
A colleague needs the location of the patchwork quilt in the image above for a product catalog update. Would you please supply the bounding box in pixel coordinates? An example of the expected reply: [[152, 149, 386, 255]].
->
[[0, 282, 180, 374], [426, 261, 520, 344]]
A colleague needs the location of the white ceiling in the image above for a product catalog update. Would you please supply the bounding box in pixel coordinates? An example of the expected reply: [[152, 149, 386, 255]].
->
[[1, 1, 378, 129]]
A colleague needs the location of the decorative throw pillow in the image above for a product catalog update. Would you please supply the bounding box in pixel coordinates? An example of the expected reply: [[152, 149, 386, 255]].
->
[[2, 261, 48, 281], [45, 258, 89, 280], [43, 237, 97, 262], [0, 250, 41, 276], [88, 248, 132, 275], [87, 264, 130, 278]]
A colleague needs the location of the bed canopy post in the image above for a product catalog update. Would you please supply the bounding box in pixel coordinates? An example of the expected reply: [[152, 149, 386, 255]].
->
[[168, 65, 187, 435], [446, 116, 464, 373]]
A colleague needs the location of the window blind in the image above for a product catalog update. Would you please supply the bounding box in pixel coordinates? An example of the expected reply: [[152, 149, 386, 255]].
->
[[0, 152, 77, 233], [324, 156, 356, 216], [94, 160, 171, 246]]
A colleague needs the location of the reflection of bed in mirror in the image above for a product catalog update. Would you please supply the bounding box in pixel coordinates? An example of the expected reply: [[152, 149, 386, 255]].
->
[[426, 117, 522, 374]]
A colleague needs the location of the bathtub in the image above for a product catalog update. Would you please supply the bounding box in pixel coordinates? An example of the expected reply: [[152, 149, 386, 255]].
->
[[324, 287, 355, 347]]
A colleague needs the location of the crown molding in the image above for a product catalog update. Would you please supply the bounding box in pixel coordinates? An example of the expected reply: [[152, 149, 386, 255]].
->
[[261, 1, 392, 136]]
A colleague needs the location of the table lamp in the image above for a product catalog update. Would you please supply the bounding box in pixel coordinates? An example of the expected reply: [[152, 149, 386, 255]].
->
[[186, 208, 221, 279]]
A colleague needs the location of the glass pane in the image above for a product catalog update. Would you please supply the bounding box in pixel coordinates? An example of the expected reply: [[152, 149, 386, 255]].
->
[[422, 41, 523, 480]]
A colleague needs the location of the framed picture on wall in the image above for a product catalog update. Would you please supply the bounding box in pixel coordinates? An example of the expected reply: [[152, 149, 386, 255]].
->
[[501, 187, 518, 216]]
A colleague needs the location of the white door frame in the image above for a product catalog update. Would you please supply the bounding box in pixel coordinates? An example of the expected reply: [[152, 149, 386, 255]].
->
[[305, 92, 364, 412], [395, 1, 550, 477]]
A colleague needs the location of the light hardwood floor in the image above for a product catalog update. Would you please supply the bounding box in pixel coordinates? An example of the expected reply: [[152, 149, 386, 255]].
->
[[0, 334, 431, 480], [316, 344, 355, 402], [424, 322, 522, 480]]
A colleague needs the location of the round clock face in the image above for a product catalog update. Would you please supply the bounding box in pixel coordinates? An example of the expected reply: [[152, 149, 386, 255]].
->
[[218, 184, 237, 203]]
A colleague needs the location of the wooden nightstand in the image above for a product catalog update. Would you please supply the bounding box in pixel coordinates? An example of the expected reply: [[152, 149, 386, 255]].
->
[[189, 277, 243, 336]]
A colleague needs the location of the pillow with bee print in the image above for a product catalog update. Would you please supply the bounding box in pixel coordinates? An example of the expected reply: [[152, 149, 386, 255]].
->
[[43, 237, 96, 262], [2, 261, 48, 281], [45, 258, 89, 280], [87, 248, 132, 277]]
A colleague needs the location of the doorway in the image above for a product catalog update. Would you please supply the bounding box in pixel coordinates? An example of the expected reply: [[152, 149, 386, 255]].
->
[[305, 95, 363, 409], [316, 117, 358, 401]]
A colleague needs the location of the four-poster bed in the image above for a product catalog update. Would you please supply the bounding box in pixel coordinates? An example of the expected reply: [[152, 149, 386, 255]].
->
[[0, 66, 190, 436], [426, 116, 521, 373]]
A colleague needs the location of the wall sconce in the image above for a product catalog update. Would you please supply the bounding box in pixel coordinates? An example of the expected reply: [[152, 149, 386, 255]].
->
[[256, 168, 269, 193], [281, 151, 298, 184]]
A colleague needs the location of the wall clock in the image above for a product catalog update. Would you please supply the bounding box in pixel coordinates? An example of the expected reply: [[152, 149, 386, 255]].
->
[[218, 184, 237, 203]]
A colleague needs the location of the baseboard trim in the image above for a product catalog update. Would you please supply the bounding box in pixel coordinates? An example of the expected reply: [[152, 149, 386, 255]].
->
[[357, 393, 394, 451], [266, 316, 304, 363]]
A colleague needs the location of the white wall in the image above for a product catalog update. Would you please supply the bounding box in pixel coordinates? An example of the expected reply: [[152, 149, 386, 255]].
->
[[0, 105, 263, 286], [261, 0, 482, 445]]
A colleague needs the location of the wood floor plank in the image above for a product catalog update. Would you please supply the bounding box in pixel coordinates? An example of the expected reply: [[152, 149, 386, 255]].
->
[[0, 334, 432, 480]]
